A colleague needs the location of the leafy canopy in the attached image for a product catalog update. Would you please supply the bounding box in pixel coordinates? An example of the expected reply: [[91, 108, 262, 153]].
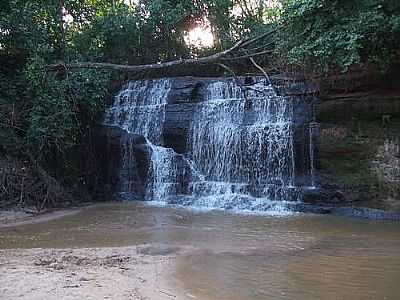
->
[[278, 0, 400, 73], [0, 0, 399, 192]]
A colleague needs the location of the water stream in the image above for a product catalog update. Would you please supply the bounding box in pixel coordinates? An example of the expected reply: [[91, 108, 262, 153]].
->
[[104, 79, 179, 200], [1, 203, 399, 300]]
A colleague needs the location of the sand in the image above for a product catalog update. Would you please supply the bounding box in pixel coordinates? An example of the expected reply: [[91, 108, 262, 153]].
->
[[0, 245, 190, 300]]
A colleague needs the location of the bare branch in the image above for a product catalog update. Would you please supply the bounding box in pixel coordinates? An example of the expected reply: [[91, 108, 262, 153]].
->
[[250, 57, 270, 84], [249, 57, 277, 94], [221, 49, 274, 61], [45, 30, 277, 74]]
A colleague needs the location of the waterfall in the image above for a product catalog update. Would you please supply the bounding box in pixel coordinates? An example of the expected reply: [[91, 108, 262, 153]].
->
[[104, 80, 171, 143], [190, 81, 296, 194], [102, 77, 314, 212], [104, 79, 182, 200], [184, 80, 299, 210]]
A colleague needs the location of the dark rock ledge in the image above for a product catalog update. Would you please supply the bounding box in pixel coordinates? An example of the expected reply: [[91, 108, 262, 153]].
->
[[292, 203, 400, 221]]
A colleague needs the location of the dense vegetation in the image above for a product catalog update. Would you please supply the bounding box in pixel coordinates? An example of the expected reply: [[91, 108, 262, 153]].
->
[[1, 0, 399, 208], [278, 0, 400, 74]]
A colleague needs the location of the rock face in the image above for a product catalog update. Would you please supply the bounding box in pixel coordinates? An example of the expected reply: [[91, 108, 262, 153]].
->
[[93, 126, 148, 200], [94, 76, 319, 209], [315, 91, 400, 210]]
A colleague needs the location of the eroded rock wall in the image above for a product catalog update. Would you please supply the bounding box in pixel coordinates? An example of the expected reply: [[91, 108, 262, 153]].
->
[[316, 92, 400, 210], [94, 76, 317, 201]]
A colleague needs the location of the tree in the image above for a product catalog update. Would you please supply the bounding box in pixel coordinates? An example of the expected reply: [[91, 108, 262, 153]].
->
[[1, 0, 399, 208], [277, 0, 400, 74]]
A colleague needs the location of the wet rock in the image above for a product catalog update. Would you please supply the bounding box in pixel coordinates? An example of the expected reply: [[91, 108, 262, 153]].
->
[[92, 126, 151, 201], [93, 76, 317, 202], [292, 203, 400, 220], [330, 207, 400, 220], [302, 186, 346, 205]]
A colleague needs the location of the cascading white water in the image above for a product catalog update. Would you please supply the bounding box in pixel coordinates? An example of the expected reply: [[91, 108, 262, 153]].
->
[[104, 77, 311, 213], [146, 145, 180, 200], [189, 80, 298, 205], [104, 79, 181, 200], [104, 80, 171, 143]]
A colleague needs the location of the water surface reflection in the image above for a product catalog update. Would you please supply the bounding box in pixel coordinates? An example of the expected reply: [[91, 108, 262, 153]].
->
[[1, 203, 399, 300]]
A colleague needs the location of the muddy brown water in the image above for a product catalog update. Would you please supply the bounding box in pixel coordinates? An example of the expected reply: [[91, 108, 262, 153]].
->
[[1, 202, 400, 300]]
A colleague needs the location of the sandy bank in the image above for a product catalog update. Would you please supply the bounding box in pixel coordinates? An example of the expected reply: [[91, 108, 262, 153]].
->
[[0, 245, 190, 300]]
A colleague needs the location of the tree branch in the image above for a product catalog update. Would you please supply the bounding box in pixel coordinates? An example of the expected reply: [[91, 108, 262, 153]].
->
[[249, 57, 277, 94], [45, 30, 277, 73], [250, 57, 271, 85]]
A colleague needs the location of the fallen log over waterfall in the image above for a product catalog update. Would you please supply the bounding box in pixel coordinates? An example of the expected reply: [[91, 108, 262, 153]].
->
[[45, 30, 277, 74]]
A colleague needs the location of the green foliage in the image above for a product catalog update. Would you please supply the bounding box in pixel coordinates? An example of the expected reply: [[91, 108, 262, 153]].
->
[[1, 0, 399, 204], [277, 0, 400, 73], [0, 0, 111, 186], [71, 3, 190, 64], [0, 70, 29, 152], [25, 56, 110, 159]]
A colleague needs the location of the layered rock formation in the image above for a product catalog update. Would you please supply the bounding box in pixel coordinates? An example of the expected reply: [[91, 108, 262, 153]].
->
[[93, 76, 318, 211]]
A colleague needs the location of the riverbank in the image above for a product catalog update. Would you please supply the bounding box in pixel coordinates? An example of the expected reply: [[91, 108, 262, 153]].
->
[[0, 205, 92, 229], [0, 245, 187, 300], [1, 202, 400, 300]]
